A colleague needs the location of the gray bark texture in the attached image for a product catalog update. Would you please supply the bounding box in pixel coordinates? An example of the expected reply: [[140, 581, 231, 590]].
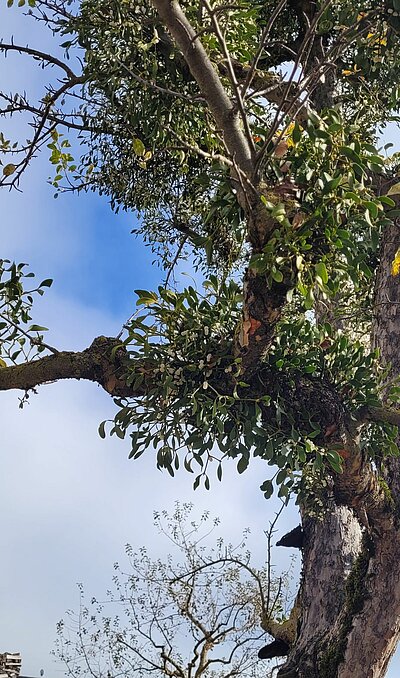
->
[[275, 220, 400, 678]]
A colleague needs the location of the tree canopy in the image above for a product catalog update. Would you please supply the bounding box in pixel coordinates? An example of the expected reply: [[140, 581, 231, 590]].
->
[[2, 1, 400, 676]]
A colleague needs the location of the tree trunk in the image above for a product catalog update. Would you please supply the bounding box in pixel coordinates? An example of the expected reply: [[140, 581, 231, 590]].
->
[[276, 220, 400, 678]]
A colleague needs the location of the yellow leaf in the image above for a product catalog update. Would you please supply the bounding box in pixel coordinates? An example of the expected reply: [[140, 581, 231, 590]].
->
[[132, 138, 145, 157], [391, 248, 400, 277], [387, 182, 400, 196], [2, 163, 16, 177], [342, 65, 362, 77], [0, 358, 7, 368]]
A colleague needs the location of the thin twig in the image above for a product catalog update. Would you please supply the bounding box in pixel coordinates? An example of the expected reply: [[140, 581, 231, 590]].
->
[[202, 0, 255, 154], [0, 42, 79, 80], [115, 58, 205, 103], [241, 0, 288, 100], [0, 311, 59, 355], [164, 237, 188, 288]]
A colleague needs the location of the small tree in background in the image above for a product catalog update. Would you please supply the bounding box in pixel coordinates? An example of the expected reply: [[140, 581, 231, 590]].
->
[[54, 504, 292, 678]]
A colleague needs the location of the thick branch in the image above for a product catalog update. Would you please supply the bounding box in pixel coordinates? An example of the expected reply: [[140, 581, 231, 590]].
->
[[355, 405, 400, 428], [0, 336, 136, 398], [333, 442, 393, 532], [150, 0, 254, 178]]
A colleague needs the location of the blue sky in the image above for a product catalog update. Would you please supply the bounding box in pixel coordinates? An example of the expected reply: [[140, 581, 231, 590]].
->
[[1, 5, 399, 678]]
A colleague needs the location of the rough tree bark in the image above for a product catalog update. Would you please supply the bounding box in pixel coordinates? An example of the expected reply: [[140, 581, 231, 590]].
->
[[271, 220, 400, 678]]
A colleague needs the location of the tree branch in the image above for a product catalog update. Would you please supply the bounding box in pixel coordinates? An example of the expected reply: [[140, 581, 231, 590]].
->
[[0, 92, 90, 132], [0, 42, 79, 80], [240, 0, 288, 100], [0, 336, 136, 397], [150, 0, 254, 178], [354, 405, 400, 429], [0, 334, 395, 530], [202, 0, 255, 153]]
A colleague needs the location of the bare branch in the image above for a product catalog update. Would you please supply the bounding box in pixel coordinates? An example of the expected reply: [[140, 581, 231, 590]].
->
[[0, 92, 90, 132], [150, 0, 254, 178], [241, 0, 288, 100], [0, 75, 84, 188], [115, 58, 206, 103], [0, 42, 80, 80], [173, 557, 268, 618]]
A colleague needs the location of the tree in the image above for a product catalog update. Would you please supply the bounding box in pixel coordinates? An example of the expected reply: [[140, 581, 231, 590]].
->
[[1, 0, 400, 675], [54, 504, 290, 678]]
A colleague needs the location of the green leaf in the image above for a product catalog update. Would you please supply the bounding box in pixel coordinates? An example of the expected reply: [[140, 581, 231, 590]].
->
[[379, 196, 396, 207], [322, 176, 341, 194], [193, 475, 201, 490], [326, 450, 343, 474], [387, 210, 400, 219], [135, 289, 158, 305], [364, 201, 379, 219], [260, 195, 275, 211], [260, 479, 273, 499], [340, 146, 363, 166], [304, 364, 317, 373], [272, 269, 284, 283], [98, 421, 106, 439], [292, 122, 302, 144], [315, 262, 328, 285], [237, 454, 249, 474], [28, 324, 48, 332]]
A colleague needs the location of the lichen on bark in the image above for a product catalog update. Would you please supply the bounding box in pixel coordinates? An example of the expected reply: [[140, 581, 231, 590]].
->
[[319, 534, 373, 678]]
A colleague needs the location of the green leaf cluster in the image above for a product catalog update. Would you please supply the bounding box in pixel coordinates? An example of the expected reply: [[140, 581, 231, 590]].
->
[[0, 260, 52, 366], [99, 276, 399, 500]]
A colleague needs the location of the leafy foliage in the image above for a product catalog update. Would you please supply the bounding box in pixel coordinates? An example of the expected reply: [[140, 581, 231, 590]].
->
[[98, 265, 398, 502], [3, 0, 400, 502], [250, 109, 391, 305], [7, 0, 397, 269], [0, 260, 52, 368]]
